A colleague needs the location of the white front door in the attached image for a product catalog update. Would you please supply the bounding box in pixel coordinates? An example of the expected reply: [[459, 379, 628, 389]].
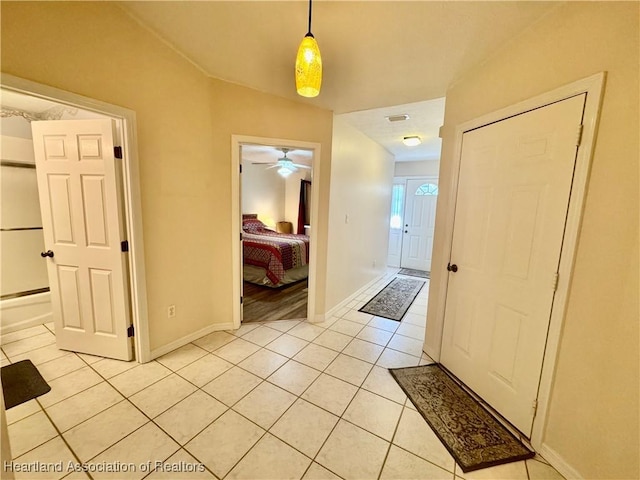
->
[[401, 178, 438, 271], [440, 94, 586, 435], [32, 119, 133, 361]]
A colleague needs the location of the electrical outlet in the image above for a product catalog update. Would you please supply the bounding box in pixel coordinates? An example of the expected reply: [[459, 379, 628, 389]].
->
[[168, 305, 176, 318]]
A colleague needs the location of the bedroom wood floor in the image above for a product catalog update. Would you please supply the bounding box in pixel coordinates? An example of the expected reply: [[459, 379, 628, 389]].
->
[[242, 279, 308, 322]]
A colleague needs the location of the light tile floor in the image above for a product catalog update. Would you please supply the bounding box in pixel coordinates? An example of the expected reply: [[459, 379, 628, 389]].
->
[[1, 271, 565, 480]]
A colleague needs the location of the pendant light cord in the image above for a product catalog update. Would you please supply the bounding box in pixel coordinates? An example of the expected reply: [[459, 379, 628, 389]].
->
[[307, 0, 313, 36]]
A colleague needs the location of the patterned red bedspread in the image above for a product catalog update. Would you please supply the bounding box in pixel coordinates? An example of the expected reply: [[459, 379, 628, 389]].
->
[[243, 230, 310, 284]]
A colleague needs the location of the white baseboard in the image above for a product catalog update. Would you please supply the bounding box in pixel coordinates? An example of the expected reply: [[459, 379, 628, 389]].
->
[[149, 321, 235, 360], [538, 443, 583, 480], [322, 272, 387, 320], [310, 313, 326, 323]]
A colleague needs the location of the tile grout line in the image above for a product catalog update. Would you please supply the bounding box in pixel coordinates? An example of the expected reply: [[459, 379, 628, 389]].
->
[[6, 348, 111, 476], [129, 337, 326, 479], [239, 272, 424, 476], [7, 271, 441, 480], [202, 319, 376, 478], [35, 395, 97, 480], [16, 353, 189, 475], [375, 397, 406, 480], [76, 355, 215, 479]]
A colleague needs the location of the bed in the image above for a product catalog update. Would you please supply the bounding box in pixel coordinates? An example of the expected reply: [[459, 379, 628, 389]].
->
[[242, 216, 310, 287]]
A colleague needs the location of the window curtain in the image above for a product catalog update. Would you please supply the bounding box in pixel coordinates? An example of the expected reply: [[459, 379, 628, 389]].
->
[[297, 179, 312, 234]]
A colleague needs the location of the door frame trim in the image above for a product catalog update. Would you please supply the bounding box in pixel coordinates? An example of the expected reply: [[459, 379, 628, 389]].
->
[[231, 135, 321, 328], [399, 176, 439, 270], [429, 72, 605, 449], [1, 74, 151, 362]]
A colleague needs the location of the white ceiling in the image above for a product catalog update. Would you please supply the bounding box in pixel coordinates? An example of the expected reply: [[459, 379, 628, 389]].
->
[[5, 3, 561, 164], [120, 1, 558, 163], [339, 98, 445, 162], [242, 144, 313, 166], [120, 1, 558, 114]]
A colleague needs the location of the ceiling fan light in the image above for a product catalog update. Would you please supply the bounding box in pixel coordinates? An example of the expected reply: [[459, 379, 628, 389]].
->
[[278, 167, 293, 178], [402, 136, 422, 147], [296, 34, 322, 98]]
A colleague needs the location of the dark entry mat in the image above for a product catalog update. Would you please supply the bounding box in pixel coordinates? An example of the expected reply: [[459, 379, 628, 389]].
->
[[390, 363, 535, 473], [1, 360, 51, 409], [398, 268, 430, 279], [358, 277, 425, 321]]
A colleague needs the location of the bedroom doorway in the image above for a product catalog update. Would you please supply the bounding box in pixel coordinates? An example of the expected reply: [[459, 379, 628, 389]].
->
[[232, 137, 320, 325]]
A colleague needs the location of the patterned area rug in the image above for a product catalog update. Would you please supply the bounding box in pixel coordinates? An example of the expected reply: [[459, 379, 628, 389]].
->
[[399, 268, 430, 279], [389, 364, 535, 473], [358, 277, 424, 321]]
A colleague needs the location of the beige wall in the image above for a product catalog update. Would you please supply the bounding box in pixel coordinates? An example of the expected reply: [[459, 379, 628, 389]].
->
[[240, 162, 310, 231], [427, 2, 639, 478], [325, 117, 395, 310], [394, 159, 440, 178], [241, 162, 285, 228], [207, 78, 334, 322], [1, 2, 333, 351]]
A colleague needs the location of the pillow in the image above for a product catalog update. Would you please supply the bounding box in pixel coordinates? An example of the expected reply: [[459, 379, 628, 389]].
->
[[242, 214, 258, 220], [242, 218, 267, 232]]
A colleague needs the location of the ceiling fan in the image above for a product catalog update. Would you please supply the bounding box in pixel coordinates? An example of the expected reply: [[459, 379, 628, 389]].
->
[[252, 148, 311, 177]]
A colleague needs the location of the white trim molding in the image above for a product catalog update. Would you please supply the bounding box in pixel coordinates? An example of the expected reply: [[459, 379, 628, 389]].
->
[[150, 321, 235, 360], [231, 135, 322, 329], [322, 271, 387, 321], [1, 74, 151, 363], [429, 73, 605, 462], [539, 443, 584, 480]]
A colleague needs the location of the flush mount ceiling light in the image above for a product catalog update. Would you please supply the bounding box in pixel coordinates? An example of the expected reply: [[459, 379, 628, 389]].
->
[[402, 136, 422, 147], [295, 0, 322, 98]]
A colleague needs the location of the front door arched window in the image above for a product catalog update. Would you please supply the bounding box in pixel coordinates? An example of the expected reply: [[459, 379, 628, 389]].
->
[[415, 183, 438, 196]]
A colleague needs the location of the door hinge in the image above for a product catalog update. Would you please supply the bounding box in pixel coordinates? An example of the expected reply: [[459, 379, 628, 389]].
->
[[552, 272, 559, 291], [240, 296, 243, 305], [114, 146, 123, 159], [121, 240, 129, 253], [127, 325, 135, 337], [576, 124, 584, 147], [532, 398, 538, 416], [239, 164, 243, 173]]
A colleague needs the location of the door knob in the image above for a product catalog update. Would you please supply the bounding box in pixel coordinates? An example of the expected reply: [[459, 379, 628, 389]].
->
[[447, 262, 458, 272], [40, 250, 54, 258]]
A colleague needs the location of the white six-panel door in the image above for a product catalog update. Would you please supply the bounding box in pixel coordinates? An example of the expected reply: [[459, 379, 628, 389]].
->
[[401, 178, 438, 271], [440, 94, 585, 435], [32, 119, 133, 361]]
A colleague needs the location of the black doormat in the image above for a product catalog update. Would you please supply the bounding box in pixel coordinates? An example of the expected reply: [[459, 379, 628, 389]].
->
[[399, 268, 430, 279], [389, 364, 535, 473], [358, 277, 424, 321], [1, 360, 51, 409]]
